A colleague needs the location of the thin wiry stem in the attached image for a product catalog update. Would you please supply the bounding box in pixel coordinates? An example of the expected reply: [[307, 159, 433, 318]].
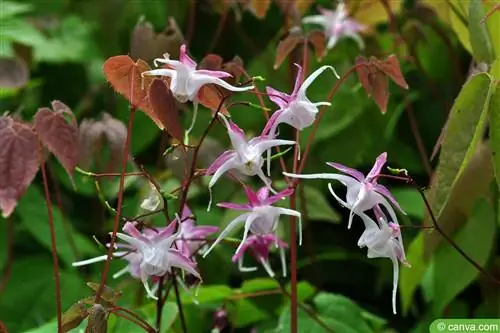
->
[[156, 276, 165, 331], [40, 148, 62, 333], [173, 272, 188, 333], [94, 107, 136, 302], [0, 218, 14, 295]]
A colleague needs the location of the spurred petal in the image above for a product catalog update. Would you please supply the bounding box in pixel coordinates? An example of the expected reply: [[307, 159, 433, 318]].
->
[[195, 69, 232, 78], [261, 109, 285, 137], [116, 232, 146, 250], [188, 74, 254, 100], [123, 222, 150, 243], [326, 162, 365, 182], [283, 172, 359, 188], [208, 157, 239, 188], [252, 138, 295, 154], [203, 213, 250, 258], [290, 63, 304, 97], [263, 188, 293, 206], [179, 44, 197, 70], [206, 150, 237, 175], [142, 68, 176, 78], [374, 184, 406, 214], [298, 65, 338, 100], [168, 248, 201, 279], [265, 86, 290, 110], [390, 255, 399, 314], [218, 114, 248, 153], [217, 202, 252, 210], [243, 186, 260, 206], [366, 152, 387, 182]]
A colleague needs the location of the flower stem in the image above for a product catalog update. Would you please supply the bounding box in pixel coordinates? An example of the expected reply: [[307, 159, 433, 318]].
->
[[40, 147, 62, 333], [173, 273, 188, 333], [0, 217, 13, 295], [94, 107, 136, 302]]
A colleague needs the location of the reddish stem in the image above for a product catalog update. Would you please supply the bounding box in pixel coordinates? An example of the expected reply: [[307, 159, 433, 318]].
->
[[186, 0, 196, 44], [0, 320, 9, 333], [0, 218, 14, 295], [40, 149, 62, 332], [94, 107, 136, 302], [209, 5, 229, 52]]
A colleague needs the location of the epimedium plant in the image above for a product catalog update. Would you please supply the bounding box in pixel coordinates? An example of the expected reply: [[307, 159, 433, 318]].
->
[[1, 0, 500, 333]]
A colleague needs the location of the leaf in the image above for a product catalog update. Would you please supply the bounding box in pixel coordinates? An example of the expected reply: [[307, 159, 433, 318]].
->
[[17, 186, 99, 265], [426, 198, 496, 314], [142, 302, 178, 331], [356, 57, 389, 114], [62, 302, 88, 332], [371, 55, 409, 89], [34, 101, 79, 177], [231, 299, 269, 328], [86, 304, 108, 333], [400, 233, 428, 315], [0, 116, 39, 218], [0, 1, 33, 20], [149, 79, 183, 142], [490, 85, 500, 193], [247, 0, 272, 19], [102, 55, 163, 128], [468, 0, 495, 63], [427, 73, 493, 234], [348, 0, 402, 29], [274, 34, 302, 69], [0, 57, 29, 88], [86, 283, 123, 305], [308, 30, 326, 61], [390, 188, 424, 220], [197, 84, 230, 115]]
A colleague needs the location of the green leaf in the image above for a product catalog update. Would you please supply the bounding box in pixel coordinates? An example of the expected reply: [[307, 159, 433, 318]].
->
[[17, 185, 99, 265], [429, 73, 493, 223], [468, 0, 495, 63], [0, 257, 87, 332], [425, 198, 496, 314], [143, 301, 178, 332], [239, 278, 279, 293], [1, 19, 48, 47], [179, 285, 233, 305], [489, 84, 500, 193], [231, 299, 269, 328], [0, 1, 33, 20], [276, 292, 374, 333], [390, 187, 425, 220]]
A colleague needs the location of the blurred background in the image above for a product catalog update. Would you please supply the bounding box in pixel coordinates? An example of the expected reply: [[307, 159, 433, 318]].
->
[[0, 0, 499, 332]]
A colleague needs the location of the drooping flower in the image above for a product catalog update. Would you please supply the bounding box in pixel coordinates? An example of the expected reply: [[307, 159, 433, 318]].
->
[[232, 233, 288, 278], [202, 186, 301, 258], [302, 2, 366, 50], [175, 205, 219, 261], [357, 211, 410, 314], [142, 44, 254, 136], [284, 152, 405, 229], [263, 63, 338, 174], [205, 115, 295, 210], [142, 44, 254, 104], [72, 216, 200, 300]]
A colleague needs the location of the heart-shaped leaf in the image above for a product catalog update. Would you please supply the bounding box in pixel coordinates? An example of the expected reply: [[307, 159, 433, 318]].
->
[[62, 302, 88, 332], [34, 101, 79, 177], [274, 34, 302, 69], [103, 55, 163, 128], [308, 30, 326, 61], [149, 79, 183, 142], [0, 116, 39, 218]]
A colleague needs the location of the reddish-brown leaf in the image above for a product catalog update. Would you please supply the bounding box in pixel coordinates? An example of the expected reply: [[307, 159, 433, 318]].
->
[[86, 304, 108, 333], [371, 55, 409, 89], [355, 56, 373, 95], [149, 79, 183, 142], [308, 30, 326, 61], [199, 54, 224, 71], [102, 55, 164, 128], [274, 34, 302, 69], [34, 101, 79, 176], [0, 116, 39, 218], [198, 85, 230, 115], [62, 302, 88, 332], [222, 56, 244, 85], [247, 0, 272, 19], [370, 72, 390, 114]]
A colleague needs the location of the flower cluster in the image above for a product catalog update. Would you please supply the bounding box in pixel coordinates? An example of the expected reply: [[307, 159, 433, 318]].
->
[[72, 206, 218, 300], [284, 152, 410, 314]]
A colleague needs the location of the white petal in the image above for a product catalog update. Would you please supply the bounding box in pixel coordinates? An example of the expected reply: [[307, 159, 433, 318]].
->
[[141, 272, 158, 300], [253, 139, 295, 155], [72, 254, 109, 266], [298, 66, 339, 99], [238, 256, 258, 272], [202, 213, 250, 258], [284, 172, 358, 188], [302, 15, 327, 26], [208, 157, 239, 188], [276, 207, 302, 245], [259, 257, 275, 278], [280, 246, 287, 278], [142, 68, 176, 78], [188, 74, 254, 100]]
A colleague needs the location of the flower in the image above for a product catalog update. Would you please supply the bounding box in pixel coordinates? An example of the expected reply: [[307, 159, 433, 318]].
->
[[205, 115, 295, 210], [202, 186, 301, 258], [357, 211, 410, 314], [72, 216, 200, 300], [232, 234, 288, 278], [284, 152, 405, 229], [142, 44, 254, 104], [302, 2, 366, 50], [263, 63, 337, 174], [175, 205, 219, 261]]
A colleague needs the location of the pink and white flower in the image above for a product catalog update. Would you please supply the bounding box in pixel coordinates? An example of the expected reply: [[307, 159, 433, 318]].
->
[[202, 186, 301, 259], [232, 233, 288, 278], [72, 215, 200, 300], [284, 152, 405, 229], [142, 44, 254, 103], [357, 211, 410, 314], [302, 2, 366, 50], [205, 115, 295, 210], [263, 63, 337, 174]]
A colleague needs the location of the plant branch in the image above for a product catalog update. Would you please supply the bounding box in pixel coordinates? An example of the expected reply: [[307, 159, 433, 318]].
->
[[40, 149, 62, 333], [173, 272, 188, 333], [94, 107, 136, 302]]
